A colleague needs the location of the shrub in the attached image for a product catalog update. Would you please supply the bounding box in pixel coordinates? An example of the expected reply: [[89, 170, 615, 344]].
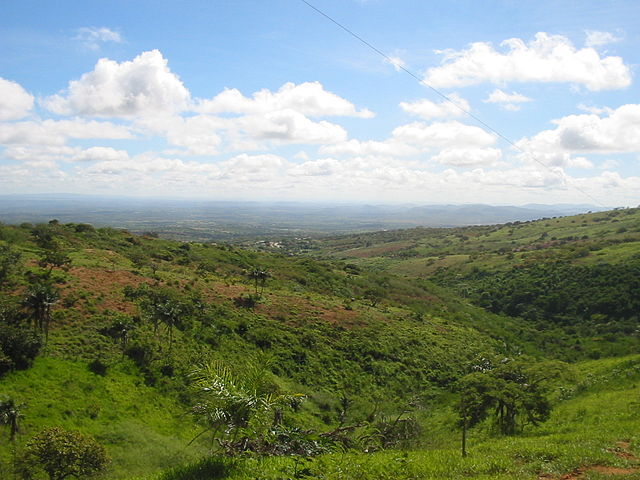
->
[[88, 358, 108, 376], [0, 323, 42, 375], [23, 427, 109, 480]]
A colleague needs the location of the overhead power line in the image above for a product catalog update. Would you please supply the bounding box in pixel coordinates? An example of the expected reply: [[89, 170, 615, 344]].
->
[[299, 0, 606, 208]]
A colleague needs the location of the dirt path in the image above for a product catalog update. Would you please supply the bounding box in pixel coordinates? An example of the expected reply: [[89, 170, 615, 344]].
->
[[539, 441, 639, 479]]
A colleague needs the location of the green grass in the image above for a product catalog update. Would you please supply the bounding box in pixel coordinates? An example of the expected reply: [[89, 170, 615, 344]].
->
[[2, 213, 639, 479], [0, 357, 206, 479], [138, 355, 640, 480]]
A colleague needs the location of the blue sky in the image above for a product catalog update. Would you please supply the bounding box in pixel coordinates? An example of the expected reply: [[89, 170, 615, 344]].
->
[[1, 0, 638, 206]]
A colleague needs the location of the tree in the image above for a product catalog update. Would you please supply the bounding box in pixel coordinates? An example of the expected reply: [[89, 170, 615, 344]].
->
[[0, 397, 24, 442], [189, 358, 305, 454], [455, 356, 565, 455], [0, 322, 42, 375], [136, 288, 194, 353], [247, 267, 269, 296], [0, 245, 22, 285], [24, 427, 108, 480], [23, 282, 59, 340], [37, 244, 71, 277]]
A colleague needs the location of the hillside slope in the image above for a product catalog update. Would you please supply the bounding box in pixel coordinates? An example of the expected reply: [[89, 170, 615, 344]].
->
[[0, 220, 533, 478], [306, 207, 640, 360]]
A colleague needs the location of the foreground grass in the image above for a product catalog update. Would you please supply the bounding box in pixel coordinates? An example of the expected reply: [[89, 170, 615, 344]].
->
[[0, 357, 206, 479], [139, 356, 640, 480]]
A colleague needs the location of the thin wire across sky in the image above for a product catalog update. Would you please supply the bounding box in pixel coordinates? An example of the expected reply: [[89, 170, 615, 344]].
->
[[299, 0, 605, 208]]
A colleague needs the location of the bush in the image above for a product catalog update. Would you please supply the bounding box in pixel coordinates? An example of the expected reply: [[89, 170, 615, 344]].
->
[[158, 456, 233, 480], [0, 323, 42, 376], [23, 427, 109, 480], [88, 358, 108, 376]]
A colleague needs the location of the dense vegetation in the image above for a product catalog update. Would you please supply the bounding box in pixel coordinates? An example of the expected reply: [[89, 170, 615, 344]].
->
[[0, 209, 638, 479]]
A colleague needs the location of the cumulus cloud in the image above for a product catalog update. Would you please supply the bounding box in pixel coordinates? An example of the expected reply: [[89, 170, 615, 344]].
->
[[392, 121, 496, 148], [82, 154, 219, 176], [289, 158, 342, 176], [517, 104, 640, 154], [71, 146, 129, 162], [585, 30, 622, 48], [424, 32, 631, 91], [0, 119, 132, 146], [44, 50, 190, 117], [319, 138, 419, 157], [400, 93, 470, 119], [74, 27, 123, 50], [139, 115, 224, 156], [3, 145, 78, 163], [197, 81, 373, 118], [220, 153, 286, 180], [0, 78, 34, 121], [432, 147, 502, 167], [233, 109, 348, 145], [483, 89, 532, 111]]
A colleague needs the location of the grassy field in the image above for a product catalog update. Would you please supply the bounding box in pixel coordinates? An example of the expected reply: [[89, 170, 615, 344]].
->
[[138, 355, 640, 480], [0, 210, 638, 479]]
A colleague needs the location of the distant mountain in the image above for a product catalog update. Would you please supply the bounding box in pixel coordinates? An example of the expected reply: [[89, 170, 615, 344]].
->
[[0, 194, 605, 240]]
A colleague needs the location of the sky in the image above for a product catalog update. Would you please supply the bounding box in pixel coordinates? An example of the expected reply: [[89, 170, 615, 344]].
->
[[0, 0, 639, 206]]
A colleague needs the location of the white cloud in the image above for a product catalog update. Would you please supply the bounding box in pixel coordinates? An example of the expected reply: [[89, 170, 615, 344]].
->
[[139, 115, 224, 156], [392, 121, 496, 148], [44, 50, 190, 117], [71, 146, 129, 162], [0, 78, 34, 121], [424, 32, 631, 91], [386, 56, 406, 72], [432, 147, 502, 167], [400, 93, 470, 119], [517, 103, 640, 154], [82, 154, 219, 176], [74, 27, 123, 50], [483, 89, 532, 111], [197, 81, 373, 118], [233, 109, 348, 145], [221, 153, 286, 180], [3, 145, 78, 163], [289, 158, 342, 176], [319, 138, 419, 157], [0, 119, 132, 146], [585, 30, 622, 48], [576, 103, 614, 115]]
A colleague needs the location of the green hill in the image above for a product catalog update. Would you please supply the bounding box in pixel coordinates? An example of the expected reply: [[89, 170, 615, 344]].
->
[[0, 210, 638, 479]]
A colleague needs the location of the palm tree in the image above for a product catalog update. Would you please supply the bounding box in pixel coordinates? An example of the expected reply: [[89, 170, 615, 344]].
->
[[247, 267, 269, 296], [189, 358, 304, 453], [0, 397, 25, 442], [23, 282, 59, 340]]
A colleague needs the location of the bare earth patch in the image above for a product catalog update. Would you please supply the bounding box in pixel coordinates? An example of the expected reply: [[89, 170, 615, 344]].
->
[[540, 441, 639, 479]]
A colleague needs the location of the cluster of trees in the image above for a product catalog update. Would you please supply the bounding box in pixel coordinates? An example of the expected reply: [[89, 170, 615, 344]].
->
[[462, 261, 640, 324], [434, 259, 640, 358], [456, 356, 567, 456]]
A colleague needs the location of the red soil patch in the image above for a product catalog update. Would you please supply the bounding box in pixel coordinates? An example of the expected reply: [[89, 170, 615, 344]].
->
[[591, 465, 638, 475], [59, 266, 149, 316], [200, 282, 247, 301], [557, 465, 638, 478], [539, 441, 639, 479], [257, 293, 363, 328], [609, 442, 639, 461], [194, 279, 366, 329]]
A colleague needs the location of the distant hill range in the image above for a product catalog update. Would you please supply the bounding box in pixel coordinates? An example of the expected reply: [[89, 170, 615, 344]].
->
[[0, 193, 605, 240]]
